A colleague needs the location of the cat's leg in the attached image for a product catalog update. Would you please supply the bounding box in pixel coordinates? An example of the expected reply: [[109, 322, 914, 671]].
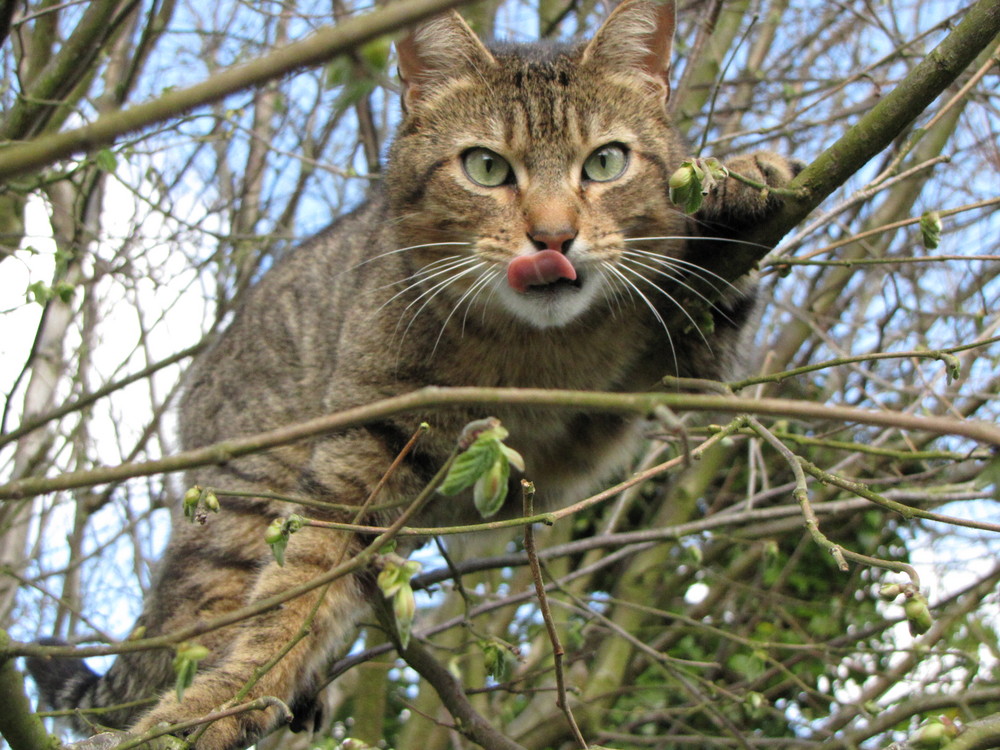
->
[[695, 152, 804, 232], [130, 525, 371, 750]]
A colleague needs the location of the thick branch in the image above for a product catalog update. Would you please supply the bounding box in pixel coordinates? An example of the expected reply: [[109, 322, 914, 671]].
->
[[399, 636, 528, 750], [716, 0, 1000, 281], [0, 630, 58, 750], [944, 714, 1000, 750]]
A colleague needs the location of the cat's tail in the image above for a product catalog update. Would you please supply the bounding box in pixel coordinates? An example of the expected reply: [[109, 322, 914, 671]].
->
[[26, 638, 152, 732]]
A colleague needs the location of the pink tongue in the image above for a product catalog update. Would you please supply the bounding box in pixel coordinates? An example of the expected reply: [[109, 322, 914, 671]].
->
[[507, 250, 577, 293]]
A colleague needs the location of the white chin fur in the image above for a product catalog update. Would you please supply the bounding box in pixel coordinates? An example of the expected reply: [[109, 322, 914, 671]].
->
[[494, 277, 602, 329]]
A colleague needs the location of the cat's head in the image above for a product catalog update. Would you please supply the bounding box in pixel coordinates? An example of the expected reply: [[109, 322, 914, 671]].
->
[[386, 0, 688, 329]]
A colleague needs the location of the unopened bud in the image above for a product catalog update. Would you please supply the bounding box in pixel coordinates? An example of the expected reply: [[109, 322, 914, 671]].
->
[[203, 490, 220, 513], [264, 518, 285, 546], [904, 593, 933, 635], [878, 583, 902, 600]]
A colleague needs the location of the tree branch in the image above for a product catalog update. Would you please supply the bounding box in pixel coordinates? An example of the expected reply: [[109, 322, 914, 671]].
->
[[0, 629, 58, 750], [1, 386, 998, 501], [717, 0, 1000, 281], [0, 0, 479, 182], [943, 713, 1000, 750], [397, 634, 528, 750]]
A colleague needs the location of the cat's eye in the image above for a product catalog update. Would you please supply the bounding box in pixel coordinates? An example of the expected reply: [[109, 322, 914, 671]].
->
[[462, 148, 513, 187], [583, 143, 629, 182]]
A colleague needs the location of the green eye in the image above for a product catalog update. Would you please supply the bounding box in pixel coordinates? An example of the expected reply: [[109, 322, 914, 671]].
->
[[462, 148, 512, 187], [583, 143, 628, 182]]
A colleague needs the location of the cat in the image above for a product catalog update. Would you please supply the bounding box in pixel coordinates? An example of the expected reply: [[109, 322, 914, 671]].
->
[[27, 1, 799, 748]]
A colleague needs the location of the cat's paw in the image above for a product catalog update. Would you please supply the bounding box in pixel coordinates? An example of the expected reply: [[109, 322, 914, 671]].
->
[[60, 730, 185, 750], [696, 151, 803, 232], [132, 689, 286, 750]]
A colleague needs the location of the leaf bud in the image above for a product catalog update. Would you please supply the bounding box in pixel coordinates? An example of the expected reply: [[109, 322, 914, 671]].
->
[[203, 490, 220, 513], [264, 517, 285, 546], [182, 486, 202, 521], [392, 583, 416, 649], [908, 716, 958, 749], [919, 210, 942, 250], [904, 593, 933, 636], [669, 162, 705, 214], [878, 583, 902, 600], [473, 457, 509, 518]]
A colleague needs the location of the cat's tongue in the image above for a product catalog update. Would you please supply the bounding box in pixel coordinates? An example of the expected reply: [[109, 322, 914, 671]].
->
[[507, 250, 577, 293]]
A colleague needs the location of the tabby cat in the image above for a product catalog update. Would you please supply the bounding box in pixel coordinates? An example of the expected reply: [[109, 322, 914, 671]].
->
[[28, 1, 798, 748]]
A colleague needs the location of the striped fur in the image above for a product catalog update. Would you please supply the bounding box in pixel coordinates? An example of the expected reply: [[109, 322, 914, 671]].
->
[[29, 2, 798, 748]]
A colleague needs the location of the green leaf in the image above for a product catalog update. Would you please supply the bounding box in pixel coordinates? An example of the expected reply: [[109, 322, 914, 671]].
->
[[265, 517, 289, 566], [456, 417, 508, 447], [920, 210, 942, 249], [481, 638, 517, 682], [182, 486, 202, 522], [668, 160, 705, 213], [324, 56, 353, 88], [908, 717, 959, 749], [473, 457, 509, 518], [499, 443, 525, 473], [26, 281, 52, 305], [95, 148, 118, 173], [264, 515, 305, 566], [377, 561, 405, 599], [440, 418, 523, 518], [379, 557, 422, 649], [332, 79, 377, 117], [438, 439, 500, 496], [702, 157, 729, 184], [52, 280, 75, 302], [359, 37, 391, 72], [392, 583, 416, 649], [172, 643, 209, 702]]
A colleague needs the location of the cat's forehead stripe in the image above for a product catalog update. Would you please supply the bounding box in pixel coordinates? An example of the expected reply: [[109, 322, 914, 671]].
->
[[492, 51, 591, 165]]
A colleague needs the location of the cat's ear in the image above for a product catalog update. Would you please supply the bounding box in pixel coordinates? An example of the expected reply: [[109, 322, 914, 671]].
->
[[582, 0, 675, 100], [397, 12, 496, 112]]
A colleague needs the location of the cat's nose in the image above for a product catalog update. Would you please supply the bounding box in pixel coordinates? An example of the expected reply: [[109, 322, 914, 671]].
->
[[528, 228, 576, 254]]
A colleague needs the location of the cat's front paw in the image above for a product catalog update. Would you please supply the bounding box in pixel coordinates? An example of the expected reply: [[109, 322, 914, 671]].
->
[[696, 151, 803, 233]]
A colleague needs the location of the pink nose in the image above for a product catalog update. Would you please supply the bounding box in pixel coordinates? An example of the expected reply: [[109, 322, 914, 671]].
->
[[528, 228, 576, 254]]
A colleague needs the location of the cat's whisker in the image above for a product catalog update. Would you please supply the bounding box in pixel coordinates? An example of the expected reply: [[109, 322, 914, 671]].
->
[[391, 263, 483, 367], [347, 241, 472, 273], [395, 261, 487, 344], [615, 261, 713, 350], [376, 256, 479, 312], [602, 262, 679, 375], [595, 265, 628, 319], [642, 253, 742, 295], [376, 254, 470, 295], [619, 251, 738, 326], [461, 269, 503, 334], [433, 269, 501, 355], [624, 234, 776, 254], [477, 271, 505, 327], [620, 243, 743, 296], [401, 260, 486, 315]]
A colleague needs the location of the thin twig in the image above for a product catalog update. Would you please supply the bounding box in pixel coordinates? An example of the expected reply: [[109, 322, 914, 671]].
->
[[5, 385, 1000, 501], [112, 697, 291, 750], [747, 417, 921, 589], [522, 480, 588, 750]]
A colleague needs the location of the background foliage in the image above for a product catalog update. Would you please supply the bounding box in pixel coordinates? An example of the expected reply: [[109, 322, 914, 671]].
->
[[1, 0, 999, 748]]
